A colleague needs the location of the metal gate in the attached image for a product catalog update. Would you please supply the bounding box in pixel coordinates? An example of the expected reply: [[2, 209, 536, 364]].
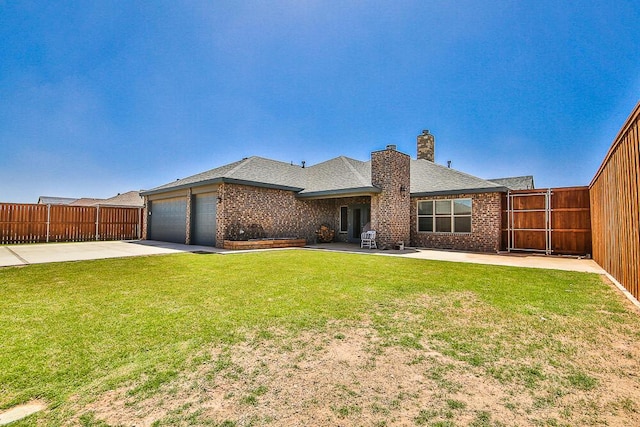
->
[[506, 189, 552, 254], [504, 187, 592, 256]]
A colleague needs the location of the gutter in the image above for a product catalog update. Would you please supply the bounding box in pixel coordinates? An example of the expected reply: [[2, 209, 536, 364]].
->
[[141, 177, 304, 196], [410, 186, 508, 197], [295, 186, 382, 199]]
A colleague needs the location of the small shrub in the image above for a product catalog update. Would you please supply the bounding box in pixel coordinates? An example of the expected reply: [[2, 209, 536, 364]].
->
[[245, 223, 265, 240], [225, 222, 247, 241]]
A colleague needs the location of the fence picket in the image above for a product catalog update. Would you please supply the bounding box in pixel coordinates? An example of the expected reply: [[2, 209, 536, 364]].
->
[[590, 101, 640, 301], [0, 203, 143, 244]]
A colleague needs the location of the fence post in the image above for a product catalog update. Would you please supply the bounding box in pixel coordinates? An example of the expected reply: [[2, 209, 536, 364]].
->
[[546, 188, 552, 255], [506, 191, 511, 252], [95, 205, 100, 241], [46, 204, 51, 243], [138, 207, 142, 240]]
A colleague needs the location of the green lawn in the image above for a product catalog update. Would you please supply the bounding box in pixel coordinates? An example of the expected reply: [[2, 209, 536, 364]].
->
[[1, 250, 639, 426]]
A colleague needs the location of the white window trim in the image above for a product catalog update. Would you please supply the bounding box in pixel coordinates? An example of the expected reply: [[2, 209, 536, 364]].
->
[[417, 199, 472, 234]]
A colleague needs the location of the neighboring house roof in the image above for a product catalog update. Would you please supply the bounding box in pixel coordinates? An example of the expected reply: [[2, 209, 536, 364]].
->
[[37, 196, 77, 205], [142, 155, 509, 198], [411, 159, 506, 196], [69, 198, 106, 206], [37, 192, 144, 207], [488, 176, 535, 190], [99, 191, 144, 207]]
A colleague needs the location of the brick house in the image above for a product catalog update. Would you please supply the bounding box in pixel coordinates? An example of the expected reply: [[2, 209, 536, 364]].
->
[[141, 131, 513, 252]]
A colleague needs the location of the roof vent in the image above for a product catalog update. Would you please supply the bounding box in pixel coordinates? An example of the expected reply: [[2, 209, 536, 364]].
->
[[301, 160, 306, 168], [386, 144, 397, 151]]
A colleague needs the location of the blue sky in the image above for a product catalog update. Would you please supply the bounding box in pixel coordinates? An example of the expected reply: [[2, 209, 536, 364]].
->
[[1, 1, 639, 203]]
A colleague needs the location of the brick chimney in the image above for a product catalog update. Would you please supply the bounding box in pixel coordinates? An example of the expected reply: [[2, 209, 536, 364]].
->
[[370, 145, 411, 249], [417, 130, 434, 161]]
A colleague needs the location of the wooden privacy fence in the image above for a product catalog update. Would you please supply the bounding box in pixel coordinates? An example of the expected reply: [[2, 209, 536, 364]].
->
[[501, 187, 592, 255], [590, 100, 640, 301], [0, 203, 143, 245]]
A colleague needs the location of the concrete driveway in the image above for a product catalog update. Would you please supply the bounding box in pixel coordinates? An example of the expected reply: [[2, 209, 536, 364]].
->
[[0, 240, 221, 267], [1, 240, 605, 275]]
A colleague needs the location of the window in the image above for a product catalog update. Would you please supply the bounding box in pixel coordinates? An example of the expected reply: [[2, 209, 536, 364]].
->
[[417, 199, 472, 233], [339, 206, 348, 233]]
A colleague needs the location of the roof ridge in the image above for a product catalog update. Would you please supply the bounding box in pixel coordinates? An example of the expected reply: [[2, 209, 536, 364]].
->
[[488, 175, 533, 180], [340, 156, 369, 187], [226, 156, 254, 177], [250, 155, 306, 169]]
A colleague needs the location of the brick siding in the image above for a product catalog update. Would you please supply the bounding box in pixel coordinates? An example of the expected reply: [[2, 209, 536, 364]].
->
[[141, 204, 148, 240], [371, 148, 411, 249], [216, 183, 372, 248], [410, 192, 502, 252]]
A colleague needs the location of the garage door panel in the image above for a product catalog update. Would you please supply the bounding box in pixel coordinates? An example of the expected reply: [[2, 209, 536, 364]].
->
[[149, 198, 187, 243], [192, 193, 217, 246]]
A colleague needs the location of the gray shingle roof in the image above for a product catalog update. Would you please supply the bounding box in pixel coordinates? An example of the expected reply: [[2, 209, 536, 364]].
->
[[99, 191, 144, 207], [143, 157, 306, 195], [143, 155, 508, 197], [38, 193, 144, 207], [69, 198, 107, 206], [410, 159, 505, 195], [488, 176, 535, 190], [37, 196, 78, 205], [298, 156, 378, 197]]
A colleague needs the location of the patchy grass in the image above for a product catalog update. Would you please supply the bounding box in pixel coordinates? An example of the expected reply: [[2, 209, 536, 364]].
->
[[1, 250, 639, 426]]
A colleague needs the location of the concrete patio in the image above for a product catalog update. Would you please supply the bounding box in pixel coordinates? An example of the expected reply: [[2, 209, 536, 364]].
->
[[306, 242, 605, 274]]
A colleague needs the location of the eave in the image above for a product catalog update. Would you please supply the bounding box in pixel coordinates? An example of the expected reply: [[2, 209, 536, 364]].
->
[[410, 186, 508, 197], [140, 177, 304, 196], [295, 186, 382, 199]]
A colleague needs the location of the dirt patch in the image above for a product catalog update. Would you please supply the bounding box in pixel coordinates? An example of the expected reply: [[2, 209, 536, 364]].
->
[[60, 281, 640, 427], [69, 318, 640, 427]]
